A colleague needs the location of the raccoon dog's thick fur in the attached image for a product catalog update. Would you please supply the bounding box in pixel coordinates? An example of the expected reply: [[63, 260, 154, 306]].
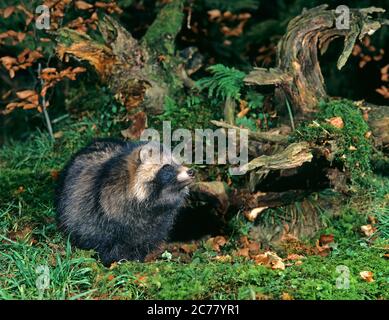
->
[[55, 138, 195, 266]]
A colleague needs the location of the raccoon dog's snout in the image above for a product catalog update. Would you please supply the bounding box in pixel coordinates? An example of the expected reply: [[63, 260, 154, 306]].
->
[[176, 166, 195, 187]]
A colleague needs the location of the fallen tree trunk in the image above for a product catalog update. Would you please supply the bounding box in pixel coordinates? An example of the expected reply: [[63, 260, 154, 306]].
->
[[55, 0, 188, 139]]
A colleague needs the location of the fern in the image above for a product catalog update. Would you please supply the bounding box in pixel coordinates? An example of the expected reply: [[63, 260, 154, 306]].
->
[[235, 117, 257, 131], [196, 64, 246, 101]]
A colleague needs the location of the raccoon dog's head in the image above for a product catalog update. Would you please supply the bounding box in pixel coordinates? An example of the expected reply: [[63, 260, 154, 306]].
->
[[127, 141, 195, 202]]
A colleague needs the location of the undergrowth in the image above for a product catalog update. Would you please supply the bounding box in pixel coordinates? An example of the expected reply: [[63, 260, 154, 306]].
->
[[0, 119, 388, 299]]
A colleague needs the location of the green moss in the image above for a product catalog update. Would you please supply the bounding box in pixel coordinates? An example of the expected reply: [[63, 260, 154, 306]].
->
[[141, 0, 184, 56], [151, 95, 219, 131], [291, 99, 373, 187]]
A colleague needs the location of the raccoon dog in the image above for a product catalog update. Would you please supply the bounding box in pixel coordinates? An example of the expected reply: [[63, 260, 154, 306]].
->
[[55, 138, 195, 266]]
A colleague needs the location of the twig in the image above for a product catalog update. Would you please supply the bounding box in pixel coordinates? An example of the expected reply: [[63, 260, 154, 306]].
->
[[52, 114, 69, 124], [38, 63, 54, 140]]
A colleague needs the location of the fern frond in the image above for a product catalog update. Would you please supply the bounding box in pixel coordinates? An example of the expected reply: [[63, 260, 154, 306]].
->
[[196, 64, 246, 101]]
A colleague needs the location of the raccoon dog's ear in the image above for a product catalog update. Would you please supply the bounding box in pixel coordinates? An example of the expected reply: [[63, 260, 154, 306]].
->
[[133, 148, 144, 165], [139, 143, 162, 164]]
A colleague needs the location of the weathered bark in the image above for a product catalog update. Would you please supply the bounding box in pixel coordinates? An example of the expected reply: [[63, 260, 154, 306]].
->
[[360, 101, 389, 151], [244, 5, 389, 118], [55, 0, 187, 137]]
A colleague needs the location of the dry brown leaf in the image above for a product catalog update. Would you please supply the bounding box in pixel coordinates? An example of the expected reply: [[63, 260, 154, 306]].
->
[[376, 86, 389, 99], [208, 9, 221, 21], [221, 21, 246, 37], [245, 207, 268, 222], [237, 107, 249, 118], [361, 224, 376, 237], [315, 239, 331, 257], [53, 131, 64, 139], [254, 251, 285, 270], [50, 170, 60, 181], [319, 234, 334, 245], [326, 116, 344, 129], [235, 247, 249, 258], [214, 255, 232, 262], [3, 6, 15, 18], [368, 215, 377, 225], [360, 271, 374, 283], [180, 243, 198, 254], [239, 236, 250, 247], [281, 292, 294, 300], [0, 56, 17, 69], [284, 254, 305, 261], [134, 274, 148, 287], [16, 90, 36, 100], [75, 1, 94, 10], [22, 103, 38, 110], [120, 111, 147, 140], [248, 242, 260, 255], [206, 236, 227, 252], [8, 226, 32, 241]]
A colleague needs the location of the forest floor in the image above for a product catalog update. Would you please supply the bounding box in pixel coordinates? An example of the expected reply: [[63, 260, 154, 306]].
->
[[0, 116, 388, 300]]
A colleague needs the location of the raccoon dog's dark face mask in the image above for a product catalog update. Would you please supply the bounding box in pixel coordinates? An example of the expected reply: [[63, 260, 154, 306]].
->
[[155, 163, 195, 190]]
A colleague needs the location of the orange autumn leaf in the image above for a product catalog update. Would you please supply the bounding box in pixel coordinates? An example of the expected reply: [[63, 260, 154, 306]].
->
[[235, 247, 250, 258], [50, 170, 60, 181], [180, 243, 198, 254], [253, 251, 285, 270], [206, 236, 227, 252], [3, 6, 15, 18], [381, 65, 389, 82], [319, 234, 335, 245], [281, 292, 294, 300], [0, 56, 17, 69], [22, 103, 38, 110], [360, 271, 374, 283], [360, 224, 376, 237], [16, 90, 36, 100], [315, 239, 331, 257], [75, 0, 94, 10], [326, 116, 344, 129], [40, 66, 86, 97], [376, 86, 389, 99], [284, 254, 305, 261]]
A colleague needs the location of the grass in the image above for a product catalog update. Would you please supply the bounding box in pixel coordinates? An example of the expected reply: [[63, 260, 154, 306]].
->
[[0, 115, 388, 300]]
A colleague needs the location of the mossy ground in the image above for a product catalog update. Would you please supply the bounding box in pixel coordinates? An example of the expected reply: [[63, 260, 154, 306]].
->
[[0, 114, 388, 300]]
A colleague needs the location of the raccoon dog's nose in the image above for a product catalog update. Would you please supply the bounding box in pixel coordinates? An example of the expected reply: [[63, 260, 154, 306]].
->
[[187, 169, 195, 178]]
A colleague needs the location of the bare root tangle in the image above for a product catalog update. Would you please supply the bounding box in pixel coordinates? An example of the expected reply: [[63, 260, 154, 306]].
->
[[244, 5, 389, 117]]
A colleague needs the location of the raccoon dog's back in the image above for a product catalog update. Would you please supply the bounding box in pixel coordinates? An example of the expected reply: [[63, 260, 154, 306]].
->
[[55, 138, 194, 266]]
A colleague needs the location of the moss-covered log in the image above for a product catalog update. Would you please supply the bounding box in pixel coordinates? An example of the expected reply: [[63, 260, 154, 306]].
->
[[55, 0, 187, 126]]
